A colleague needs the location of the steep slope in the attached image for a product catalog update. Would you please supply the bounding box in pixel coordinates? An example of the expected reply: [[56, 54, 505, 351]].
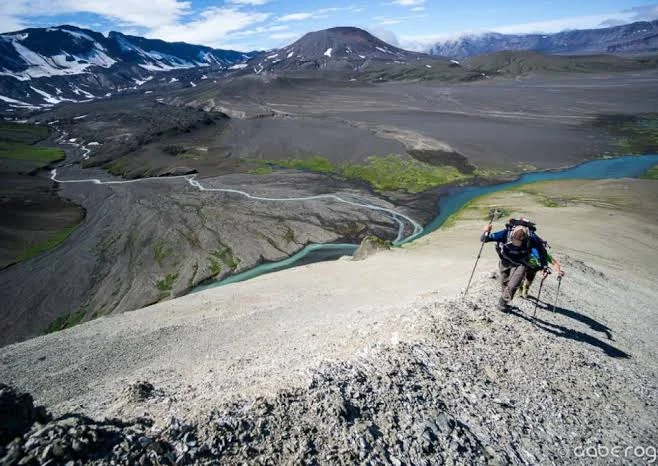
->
[[1, 179, 656, 464], [0, 25, 247, 112], [429, 20, 658, 58], [239, 27, 478, 81]]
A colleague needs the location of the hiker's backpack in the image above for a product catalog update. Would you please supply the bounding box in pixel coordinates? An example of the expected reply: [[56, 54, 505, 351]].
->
[[496, 218, 537, 265]]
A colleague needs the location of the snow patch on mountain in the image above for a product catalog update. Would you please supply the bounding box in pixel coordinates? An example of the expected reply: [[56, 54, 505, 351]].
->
[[1, 38, 116, 80], [324, 48, 333, 57], [0, 94, 39, 108]]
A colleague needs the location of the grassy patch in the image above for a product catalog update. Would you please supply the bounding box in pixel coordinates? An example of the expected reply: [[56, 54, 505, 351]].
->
[[209, 258, 222, 276], [155, 273, 178, 295], [257, 155, 471, 193], [105, 159, 129, 177], [0, 142, 65, 166], [208, 244, 240, 276], [595, 113, 658, 155], [273, 156, 337, 173], [45, 309, 86, 334], [342, 156, 467, 192], [641, 165, 658, 180], [0, 122, 49, 144], [211, 244, 239, 271], [283, 227, 295, 243], [18, 225, 78, 262], [0, 123, 62, 170]]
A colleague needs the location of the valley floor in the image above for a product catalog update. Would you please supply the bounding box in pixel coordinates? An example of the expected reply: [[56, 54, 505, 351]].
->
[[1, 178, 657, 464]]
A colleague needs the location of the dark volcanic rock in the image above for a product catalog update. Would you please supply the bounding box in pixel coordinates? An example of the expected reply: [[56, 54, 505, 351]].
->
[[0, 384, 49, 445]]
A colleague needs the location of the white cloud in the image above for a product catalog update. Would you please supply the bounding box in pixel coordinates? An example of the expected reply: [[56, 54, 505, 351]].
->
[[148, 7, 270, 47], [490, 13, 630, 35], [275, 6, 361, 23], [230, 24, 288, 38], [226, 0, 270, 4], [277, 12, 314, 22], [373, 13, 428, 26], [391, 0, 425, 5], [411, 6, 425, 12], [2, 0, 192, 29], [270, 31, 301, 40]]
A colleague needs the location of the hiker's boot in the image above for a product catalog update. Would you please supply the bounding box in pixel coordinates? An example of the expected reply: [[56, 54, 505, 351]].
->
[[520, 284, 529, 299], [497, 298, 509, 311]]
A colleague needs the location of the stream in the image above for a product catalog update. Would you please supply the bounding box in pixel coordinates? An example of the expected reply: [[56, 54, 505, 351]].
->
[[193, 154, 658, 292]]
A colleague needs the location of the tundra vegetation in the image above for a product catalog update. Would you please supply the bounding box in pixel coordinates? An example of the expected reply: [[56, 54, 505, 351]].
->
[[254, 155, 470, 193]]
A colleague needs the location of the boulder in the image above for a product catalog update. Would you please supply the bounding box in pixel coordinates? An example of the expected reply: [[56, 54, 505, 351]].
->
[[352, 235, 391, 261]]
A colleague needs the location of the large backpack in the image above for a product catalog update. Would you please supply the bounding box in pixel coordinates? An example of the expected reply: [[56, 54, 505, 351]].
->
[[497, 218, 537, 265]]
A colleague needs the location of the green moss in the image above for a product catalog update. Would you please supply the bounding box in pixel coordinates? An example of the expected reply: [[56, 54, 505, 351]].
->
[[155, 273, 178, 294], [18, 225, 78, 262], [45, 309, 86, 334], [342, 156, 467, 192], [641, 165, 658, 180], [153, 240, 173, 267], [256, 155, 470, 193], [273, 156, 337, 173]]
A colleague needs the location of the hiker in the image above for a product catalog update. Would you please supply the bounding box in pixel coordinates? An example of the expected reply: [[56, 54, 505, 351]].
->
[[520, 247, 565, 298], [481, 219, 550, 310]]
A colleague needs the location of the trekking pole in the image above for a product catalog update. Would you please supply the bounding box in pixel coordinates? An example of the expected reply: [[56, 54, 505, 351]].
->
[[533, 269, 551, 317], [464, 209, 498, 297], [552, 275, 563, 312]]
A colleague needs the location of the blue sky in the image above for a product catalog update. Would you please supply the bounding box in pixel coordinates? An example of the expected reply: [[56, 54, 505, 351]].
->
[[1, 0, 657, 51]]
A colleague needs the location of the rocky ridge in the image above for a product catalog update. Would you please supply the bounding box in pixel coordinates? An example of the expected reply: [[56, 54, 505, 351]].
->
[[2, 252, 656, 465]]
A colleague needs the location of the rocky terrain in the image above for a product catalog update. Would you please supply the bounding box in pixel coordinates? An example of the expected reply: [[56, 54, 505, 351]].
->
[[1, 178, 656, 464], [0, 25, 246, 112]]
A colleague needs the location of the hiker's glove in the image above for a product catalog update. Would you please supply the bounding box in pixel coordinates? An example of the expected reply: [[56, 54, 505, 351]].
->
[[483, 224, 492, 233], [541, 268, 551, 277]]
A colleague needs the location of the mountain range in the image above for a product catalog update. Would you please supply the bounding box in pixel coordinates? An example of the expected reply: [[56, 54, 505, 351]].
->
[[2, 20, 658, 113], [0, 25, 247, 112], [428, 20, 658, 58]]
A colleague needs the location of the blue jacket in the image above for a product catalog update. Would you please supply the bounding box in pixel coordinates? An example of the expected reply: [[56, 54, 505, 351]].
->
[[481, 229, 548, 267]]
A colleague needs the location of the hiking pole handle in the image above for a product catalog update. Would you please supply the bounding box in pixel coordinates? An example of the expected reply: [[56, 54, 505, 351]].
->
[[552, 275, 563, 312]]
